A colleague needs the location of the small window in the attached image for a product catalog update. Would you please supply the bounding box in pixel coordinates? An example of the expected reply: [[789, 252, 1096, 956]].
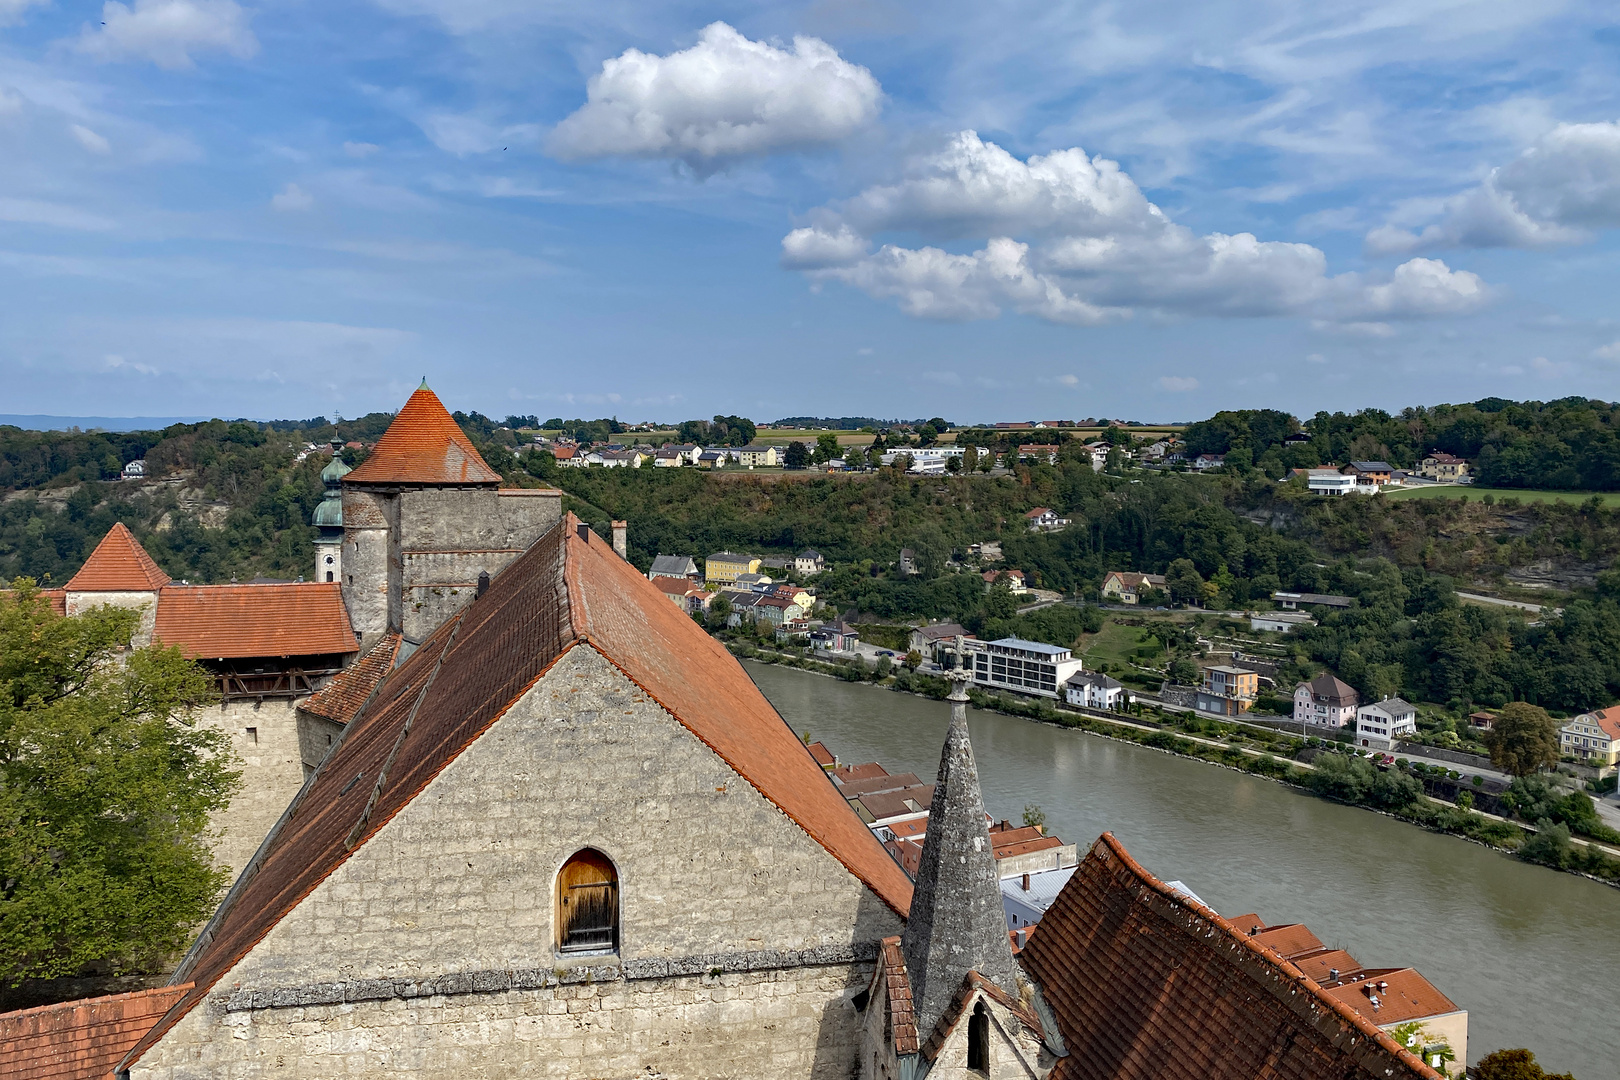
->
[[326, 571, 334, 582], [557, 849, 618, 954], [245, 727, 258, 744], [967, 1000, 989, 1073]]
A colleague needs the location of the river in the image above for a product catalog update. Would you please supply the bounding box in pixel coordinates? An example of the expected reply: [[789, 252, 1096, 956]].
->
[[747, 663, 1619, 1078]]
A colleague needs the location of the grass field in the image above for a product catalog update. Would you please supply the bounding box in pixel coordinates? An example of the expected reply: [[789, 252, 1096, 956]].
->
[[1078, 619, 1165, 667], [1382, 485, 1620, 507]]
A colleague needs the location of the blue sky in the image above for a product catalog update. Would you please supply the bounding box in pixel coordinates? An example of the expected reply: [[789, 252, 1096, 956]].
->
[[2, 1, 1619, 424]]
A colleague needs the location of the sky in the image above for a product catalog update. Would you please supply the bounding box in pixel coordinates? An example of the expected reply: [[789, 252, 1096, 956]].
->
[[2, 2, 1620, 424]]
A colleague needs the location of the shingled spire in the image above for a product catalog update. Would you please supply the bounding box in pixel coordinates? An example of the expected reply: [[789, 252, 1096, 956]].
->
[[901, 669, 1020, 1040]]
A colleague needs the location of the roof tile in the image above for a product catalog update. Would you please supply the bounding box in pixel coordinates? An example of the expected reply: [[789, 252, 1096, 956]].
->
[[300, 634, 402, 724], [153, 583, 356, 659], [0, 984, 190, 1080], [64, 523, 170, 592], [343, 385, 502, 485]]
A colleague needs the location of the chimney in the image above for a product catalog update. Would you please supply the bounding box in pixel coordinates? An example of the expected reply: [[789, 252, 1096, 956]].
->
[[611, 520, 628, 560], [900, 669, 1020, 1040], [1021, 872, 1030, 891], [476, 570, 490, 598], [576, 522, 590, 543], [1016, 927, 1028, 949]]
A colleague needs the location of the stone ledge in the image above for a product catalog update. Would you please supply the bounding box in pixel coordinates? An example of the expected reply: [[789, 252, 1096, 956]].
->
[[223, 941, 880, 1012]]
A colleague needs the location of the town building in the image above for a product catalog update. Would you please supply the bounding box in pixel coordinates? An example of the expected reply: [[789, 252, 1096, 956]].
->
[[650, 573, 708, 614], [1346, 461, 1395, 489], [704, 551, 760, 584], [1294, 672, 1360, 728], [983, 568, 1029, 593], [966, 637, 1086, 699], [1273, 591, 1354, 610], [1064, 670, 1131, 710], [646, 553, 699, 581], [1101, 570, 1167, 604], [1559, 707, 1620, 765], [1420, 452, 1469, 482], [1016, 444, 1059, 465], [122, 457, 146, 479], [1308, 468, 1357, 496], [910, 621, 972, 659], [795, 549, 825, 574], [1197, 665, 1259, 716], [1000, 865, 1076, 937], [810, 619, 861, 652], [735, 444, 781, 467], [1251, 611, 1314, 633], [1356, 697, 1418, 750], [1192, 453, 1226, 470], [1024, 507, 1069, 531], [696, 449, 728, 468]]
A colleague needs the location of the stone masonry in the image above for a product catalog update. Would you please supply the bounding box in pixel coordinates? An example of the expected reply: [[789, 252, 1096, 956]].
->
[[129, 646, 902, 1078]]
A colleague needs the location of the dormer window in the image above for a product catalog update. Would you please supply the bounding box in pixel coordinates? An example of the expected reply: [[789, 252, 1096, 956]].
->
[[557, 849, 618, 954]]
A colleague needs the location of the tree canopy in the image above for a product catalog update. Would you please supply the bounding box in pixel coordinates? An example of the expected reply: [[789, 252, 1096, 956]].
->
[[0, 585, 238, 985], [1486, 702, 1562, 777]]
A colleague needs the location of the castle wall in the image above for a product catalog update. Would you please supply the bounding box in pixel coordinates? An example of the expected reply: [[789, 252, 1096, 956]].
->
[[340, 489, 395, 649], [295, 710, 345, 778], [132, 645, 901, 1079], [64, 590, 158, 645], [194, 700, 305, 882]]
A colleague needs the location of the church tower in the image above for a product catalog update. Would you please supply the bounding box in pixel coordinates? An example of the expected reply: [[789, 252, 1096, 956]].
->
[[901, 669, 1022, 1039], [312, 440, 348, 584]]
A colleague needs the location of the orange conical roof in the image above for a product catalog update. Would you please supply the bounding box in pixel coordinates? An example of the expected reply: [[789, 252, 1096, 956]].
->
[[343, 384, 502, 486], [66, 523, 172, 592]]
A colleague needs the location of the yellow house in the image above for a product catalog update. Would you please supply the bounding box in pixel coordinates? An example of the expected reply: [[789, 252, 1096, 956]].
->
[[1561, 708, 1620, 765], [705, 551, 761, 584], [1420, 452, 1469, 482]]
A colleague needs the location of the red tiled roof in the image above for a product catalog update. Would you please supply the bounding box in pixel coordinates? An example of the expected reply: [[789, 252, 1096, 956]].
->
[[1293, 949, 1363, 985], [1249, 923, 1326, 959], [807, 741, 835, 768], [837, 772, 923, 799], [1, 588, 67, 616], [919, 970, 1044, 1063], [1583, 707, 1620, 742], [64, 523, 170, 592], [1017, 834, 1441, 1080], [300, 634, 402, 725], [651, 575, 696, 596], [832, 761, 890, 784], [1323, 968, 1461, 1026], [125, 515, 912, 1070], [152, 583, 357, 659], [343, 385, 502, 486], [877, 936, 919, 1055], [0, 984, 190, 1080]]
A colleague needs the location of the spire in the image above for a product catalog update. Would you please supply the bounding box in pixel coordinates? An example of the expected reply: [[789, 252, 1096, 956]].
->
[[65, 523, 171, 592], [901, 670, 1020, 1039], [342, 385, 501, 486]]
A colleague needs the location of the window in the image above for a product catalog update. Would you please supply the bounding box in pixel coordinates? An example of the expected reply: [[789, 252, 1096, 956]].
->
[[557, 849, 618, 953], [245, 727, 257, 744], [967, 1000, 990, 1074], [327, 571, 334, 582]]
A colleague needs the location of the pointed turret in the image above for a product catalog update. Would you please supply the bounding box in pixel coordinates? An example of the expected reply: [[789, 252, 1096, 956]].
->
[[65, 523, 171, 592], [343, 383, 502, 486], [901, 669, 1020, 1040]]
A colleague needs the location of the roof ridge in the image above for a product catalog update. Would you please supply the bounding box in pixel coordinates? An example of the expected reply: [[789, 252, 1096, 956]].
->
[[65, 523, 171, 592]]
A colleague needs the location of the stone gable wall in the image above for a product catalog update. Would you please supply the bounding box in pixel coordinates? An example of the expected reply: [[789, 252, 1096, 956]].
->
[[132, 645, 901, 1078], [194, 699, 306, 882]]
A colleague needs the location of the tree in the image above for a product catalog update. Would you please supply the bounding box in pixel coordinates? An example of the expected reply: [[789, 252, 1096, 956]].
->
[[1022, 804, 1046, 831], [1166, 558, 1205, 606], [706, 593, 732, 630], [0, 584, 239, 985], [1486, 702, 1561, 777], [1474, 1048, 1576, 1080], [783, 441, 810, 469], [961, 445, 979, 473], [904, 649, 923, 671], [815, 433, 840, 463], [1168, 656, 1201, 685]]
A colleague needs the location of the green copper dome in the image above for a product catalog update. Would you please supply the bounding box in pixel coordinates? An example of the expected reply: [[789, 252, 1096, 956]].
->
[[321, 455, 351, 485], [312, 496, 344, 528]]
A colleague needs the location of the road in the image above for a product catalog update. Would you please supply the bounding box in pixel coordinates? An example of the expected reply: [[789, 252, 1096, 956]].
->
[[1456, 591, 1555, 615]]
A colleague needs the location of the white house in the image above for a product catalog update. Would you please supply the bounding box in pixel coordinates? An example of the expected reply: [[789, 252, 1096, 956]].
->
[[1064, 671, 1131, 710], [794, 549, 825, 575], [121, 459, 146, 479], [1355, 697, 1417, 750], [1025, 507, 1069, 531], [647, 554, 699, 582], [1251, 611, 1314, 633], [1293, 673, 1359, 729], [1001, 865, 1077, 938], [1191, 453, 1225, 471], [1308, 469, 1356, 496], [966, 637, 1085, 699]]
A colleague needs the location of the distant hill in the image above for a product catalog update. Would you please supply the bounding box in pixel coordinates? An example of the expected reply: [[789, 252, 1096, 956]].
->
[[0, 414, 213, 432]]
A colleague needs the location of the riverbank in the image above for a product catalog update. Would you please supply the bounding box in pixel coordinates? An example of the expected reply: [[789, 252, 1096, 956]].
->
[[727, 642, 1620, 888]]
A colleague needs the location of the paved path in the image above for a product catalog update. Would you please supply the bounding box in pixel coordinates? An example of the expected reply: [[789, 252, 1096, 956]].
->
[[1457, 591, 1555, 615]]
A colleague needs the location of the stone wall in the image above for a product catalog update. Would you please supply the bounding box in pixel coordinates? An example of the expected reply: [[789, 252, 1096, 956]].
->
[[64, 590, 158, 644], [295, 709, 344, 778], [194, 699, 305, 882], [133, 645, 901, 1077], [340, 488, 394, 648]]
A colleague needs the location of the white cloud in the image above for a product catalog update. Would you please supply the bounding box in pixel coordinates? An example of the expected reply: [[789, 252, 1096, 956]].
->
[[76, 0, 258, 71], [787, 131, 1489, 327], [1530, 355, 1573, 377], [343, 141, 381, 158], [103, 353, 159, 376], [1594, 341, 1620, 361], [1055, 373, 1080, 386], [0, 0, 47, 26], [270, 182, 313, 211], [549, 22, 881, 169], [1367, 121, 1620, 254], [0, 196, 115, 231], [1158, 376, 1198, 391], [417, 112, 539, 156], [1305, 352, 1327, 364], [70, 124, 111, 154]]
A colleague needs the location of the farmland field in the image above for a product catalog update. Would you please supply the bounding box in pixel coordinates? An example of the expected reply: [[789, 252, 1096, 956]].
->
[[1381, 485, 1620, 507]]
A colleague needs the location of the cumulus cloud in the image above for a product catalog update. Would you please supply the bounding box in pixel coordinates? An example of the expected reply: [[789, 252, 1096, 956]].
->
[[1367, 121, 1620, 254], [786, 131, 1488, 327], [1158, 376, 1198, 391], [1594, 341, 1620, 361], [70, 124, 111, 154], [76, 0, 257, 70], [550, 22, 880, 169], [0, 0, 47, 26], [270, 182, 313, 211]]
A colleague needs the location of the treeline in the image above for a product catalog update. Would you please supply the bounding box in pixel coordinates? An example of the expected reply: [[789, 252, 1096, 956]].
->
[[1186, 398, 1620, 489]]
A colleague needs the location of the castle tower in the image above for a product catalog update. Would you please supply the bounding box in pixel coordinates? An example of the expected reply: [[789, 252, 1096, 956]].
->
[[901, 669, 1021, 1039], [312, 440, 349, 584], [339, 381, 560, 650]]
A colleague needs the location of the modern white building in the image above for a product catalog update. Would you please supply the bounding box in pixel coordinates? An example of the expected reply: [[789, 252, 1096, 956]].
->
[[1355, 697, 1417, 750], [1251, 611, 1314, 633], [967, 637, 1086, 699], [1308, 469, 1356, 496]]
